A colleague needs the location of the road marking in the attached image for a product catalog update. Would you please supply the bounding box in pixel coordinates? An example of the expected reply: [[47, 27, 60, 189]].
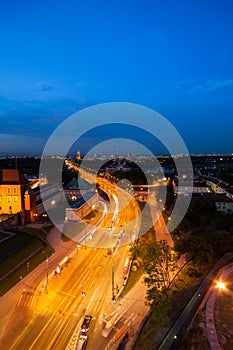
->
[[27, 311, 60, 350], [16, 291, 37, 308], [9, 308, 48, 350], [58, 290, 77, 298], [16, 294, 23, 306]]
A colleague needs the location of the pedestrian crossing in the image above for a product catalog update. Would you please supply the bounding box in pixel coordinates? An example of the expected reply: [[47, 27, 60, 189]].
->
[[16, 290, 38, 308]]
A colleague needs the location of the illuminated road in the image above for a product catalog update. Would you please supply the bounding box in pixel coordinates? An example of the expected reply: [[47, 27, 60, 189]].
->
[[1, 170, 141, 350], [88, 186, 140, 249], [1, 161, 163, 350], [65, 160, 140, 248], [148, 194, 174, 247], [4, 242, 132, 350]]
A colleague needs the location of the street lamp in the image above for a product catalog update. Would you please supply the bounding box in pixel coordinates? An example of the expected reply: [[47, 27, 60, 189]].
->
[[42, 251, 49, 294], [216, 281, 225, 290], [216, 280, 226, 304], [112, 264, 115, 302], [168, 216, 175, 232], [46, 256, 49, 293]]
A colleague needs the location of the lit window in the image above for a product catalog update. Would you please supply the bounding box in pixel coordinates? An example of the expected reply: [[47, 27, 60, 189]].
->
[[13, 196, 18, 202], [7, 196, 12, 202]]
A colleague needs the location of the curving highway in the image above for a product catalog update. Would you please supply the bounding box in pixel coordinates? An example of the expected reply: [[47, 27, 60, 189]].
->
[[1, 165, 142, 350]]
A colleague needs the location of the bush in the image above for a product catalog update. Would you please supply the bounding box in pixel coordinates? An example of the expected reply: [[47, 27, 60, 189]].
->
[[187, 267, 202, 278]]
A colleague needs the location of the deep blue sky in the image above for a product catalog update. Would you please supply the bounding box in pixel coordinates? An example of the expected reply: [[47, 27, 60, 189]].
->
[[0, 0, 232, 155]]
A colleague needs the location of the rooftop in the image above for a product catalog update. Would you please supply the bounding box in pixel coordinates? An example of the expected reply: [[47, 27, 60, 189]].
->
[[0, 169, 28, 185]]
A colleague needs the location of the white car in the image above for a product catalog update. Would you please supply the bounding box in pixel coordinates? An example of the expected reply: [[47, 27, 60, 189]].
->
[[76, 335, 87, 350]]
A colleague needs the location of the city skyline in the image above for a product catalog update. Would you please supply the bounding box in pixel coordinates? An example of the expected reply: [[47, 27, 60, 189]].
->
[[0, 0, 233, 155]]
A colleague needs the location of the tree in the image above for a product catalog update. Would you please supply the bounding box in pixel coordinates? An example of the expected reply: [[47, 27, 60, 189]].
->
[[186, 197, 217, 227], [135, 239, 177, 305], [175, 234, 214, 266], [206, 230, 233, 259]]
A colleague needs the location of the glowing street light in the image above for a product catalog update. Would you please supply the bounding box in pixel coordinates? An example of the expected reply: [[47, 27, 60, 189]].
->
[[216, 281, 226, 291], [216, 280, 226, 304]]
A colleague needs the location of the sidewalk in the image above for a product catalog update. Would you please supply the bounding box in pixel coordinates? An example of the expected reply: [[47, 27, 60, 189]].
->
[[0, 225, 76, 339], [0, 220, 133, 345], [102, 275, 149, 350]]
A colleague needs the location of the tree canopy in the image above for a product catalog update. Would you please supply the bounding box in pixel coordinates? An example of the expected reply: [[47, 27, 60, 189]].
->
[[131, 236, 176, 305]]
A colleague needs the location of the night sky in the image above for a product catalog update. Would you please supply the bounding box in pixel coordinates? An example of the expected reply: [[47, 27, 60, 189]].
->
[[0, 0, 233, 155]]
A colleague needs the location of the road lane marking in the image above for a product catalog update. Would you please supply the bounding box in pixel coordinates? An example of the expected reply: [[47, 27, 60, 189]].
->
[[9, 308, 48, 350]]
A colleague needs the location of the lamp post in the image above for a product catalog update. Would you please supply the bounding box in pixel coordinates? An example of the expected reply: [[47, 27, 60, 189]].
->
[[46, 256, 49, 294], [42, 251, 49, 294], [112, 264, 115, 302], [216, 280, 226, 304]]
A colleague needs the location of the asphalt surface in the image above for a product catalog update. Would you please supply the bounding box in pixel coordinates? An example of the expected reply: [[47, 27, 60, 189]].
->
[[0, 182, 141, 350]]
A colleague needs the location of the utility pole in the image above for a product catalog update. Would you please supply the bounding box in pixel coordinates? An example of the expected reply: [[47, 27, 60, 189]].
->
[[42, 250, 49, 294], [46, 255, 49, 294], [112, 265, 115, 302]]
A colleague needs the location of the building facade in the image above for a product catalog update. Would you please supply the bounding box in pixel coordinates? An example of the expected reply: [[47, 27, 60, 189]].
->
[[0, 169, 29, 215], [66, 192, 98, 221]]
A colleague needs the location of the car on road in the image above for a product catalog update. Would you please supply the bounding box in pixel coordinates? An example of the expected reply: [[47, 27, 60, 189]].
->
[[80, 315, 92, 333], [76, 334, 88, 350]]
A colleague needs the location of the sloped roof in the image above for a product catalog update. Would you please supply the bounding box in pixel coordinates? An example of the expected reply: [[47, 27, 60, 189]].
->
[[0, 169, 29, 185]]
